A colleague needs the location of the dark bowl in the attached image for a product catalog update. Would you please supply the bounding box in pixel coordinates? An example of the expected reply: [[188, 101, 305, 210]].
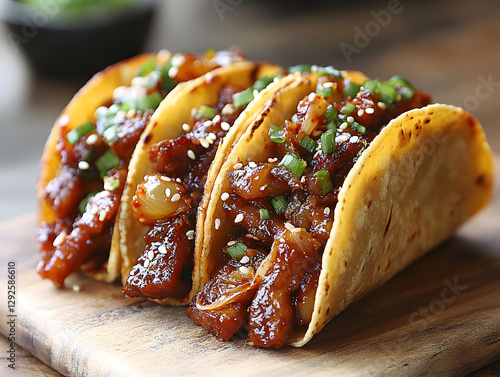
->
[[1, 0, 159, 79]]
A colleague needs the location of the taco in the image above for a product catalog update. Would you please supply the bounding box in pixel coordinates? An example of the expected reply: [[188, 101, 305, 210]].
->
[[119, 61, 285, 305], [36, 48, 245, 287], [187, 67, 494, 347]]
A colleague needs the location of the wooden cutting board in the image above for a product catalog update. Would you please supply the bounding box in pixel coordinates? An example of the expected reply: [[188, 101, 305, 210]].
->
[[1, 161, 499, 377]]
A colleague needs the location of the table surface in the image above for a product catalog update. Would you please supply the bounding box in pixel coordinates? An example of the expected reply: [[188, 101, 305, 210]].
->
[[0, 0, 499, 375]]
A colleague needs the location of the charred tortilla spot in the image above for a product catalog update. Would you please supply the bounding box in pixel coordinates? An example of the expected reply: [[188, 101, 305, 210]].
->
[[383, 207, 393, 236], [143, 133, 153, 145], [325, 307, 330, 315], [386, 260, 391, 270], [423, 118, 431, 124], [475, 174, 486, 186]]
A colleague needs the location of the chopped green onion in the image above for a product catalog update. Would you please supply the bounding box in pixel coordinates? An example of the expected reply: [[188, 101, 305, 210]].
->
[[196, 105, 216, 119], [386, 75, 415, 100], [96, 150, 120, 177], [317, 86, 334, 97], [324, 105, 338, 122], [136, 60, 156, 77], [232, 88, 254, 108], [314, 169, 334, 195], [225, 241, 248, 259], [299, 136, 318, 154], [104, 178, 120, 191], [340, 103, 356, 115], [351, 122, 367, 135], [316, 66, 342, 78], [356, 139, 368, 158], [377, 82, 399, 106], [66, 122, 95, 145], [160, 58, 176, 91], [321, 129, 336, 154], [269, 124, 286, 143], [79, 190, 99, 213], [271, 195, 287, 216], [102, 124, 119, 145], [343, 79, 361, 98], [281, 153, 307, 177], [327, 120, 337, 132], [134, 92, 163, 112], [289, 64, 312, 74], [259, 208, 270, 221], [252, 75, 276, 92]]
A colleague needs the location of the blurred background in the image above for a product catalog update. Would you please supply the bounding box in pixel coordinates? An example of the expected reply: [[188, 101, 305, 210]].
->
[[1, 0, 499, 221]]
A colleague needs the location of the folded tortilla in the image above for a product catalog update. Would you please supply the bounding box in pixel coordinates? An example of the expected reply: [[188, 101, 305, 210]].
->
[[192, 71, 494, 347], [118, 61, 285, 305], [36, 49, 244, 286]]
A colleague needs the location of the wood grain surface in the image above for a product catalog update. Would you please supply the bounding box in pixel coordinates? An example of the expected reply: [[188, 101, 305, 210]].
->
[[0, 160, 499, 377]]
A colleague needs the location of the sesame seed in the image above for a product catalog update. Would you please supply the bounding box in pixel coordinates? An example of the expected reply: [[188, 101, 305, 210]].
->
[[78, 161, 90, 170], [158, 245, 167, 254], [221, 104, 235, 115], [126, 109, 137, 119], [113, 86, 127, 99], [233, 162, 243, 169], [191, 108, 197, 117], [144, 258, 150, 268], [52, 232, 67, 247], [221, 192, 230, 201], [182, 123, 191, 132], [147, 250, 154, 261], [337, 135, 349, 142], [357, 109, 365, 117], [95, 191, 110, 199], [323, 81, 334, 88], [212, 115, 221, 124], [260, 184, 268, 191], [234, 214, 244, 223], [59, 114, 70, 126], [215, 218, 221, 230], [365, 107, 375, 114], [377, 102, 386, 110], [168, 66, 178, 79], [186, 230, 195, 240], [171, 54, 186, 67], [300, 176, 306, 183], [203, 120, 213, 127], [239, 266, 250, 275], [268, 158, 278, 163], [86, 134, 98, 145], [240, 256, 250, 264], [340, 122, 349, 130], [171, 193, 181, 202], [284, 222, 295, 231], [308, 92, 317, 102], [200, 137, 210, 149], [324, 207, 331, 215], [227, 240, 237, 246], [72, 285, 80, 292], [312, 130, 322, 137], [157, 49, 171, 61], [311, 65, 318, 72], [187, 150, 196, 160], [176, 178, 182, 184], [291, 227, 301, 234], [347, 116, 355, 123], [90, 206, 99, 215], [160, 176, 172, 182], [221, 122, 230, 131], [99, 210, 107, 222], [208, 132, 217, 141], [165, 188, 171, 197], [248, 161, 257, 168], [245, 234, 254, 238]]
